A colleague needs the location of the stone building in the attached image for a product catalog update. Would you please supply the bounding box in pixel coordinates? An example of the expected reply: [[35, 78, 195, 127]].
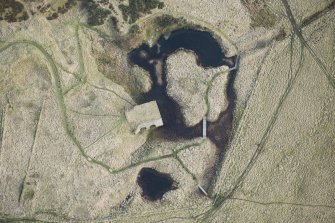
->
[[125, 101, 164, 134]]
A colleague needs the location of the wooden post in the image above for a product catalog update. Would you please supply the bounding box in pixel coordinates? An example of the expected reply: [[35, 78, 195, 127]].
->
[[203, 116, 207, 138]]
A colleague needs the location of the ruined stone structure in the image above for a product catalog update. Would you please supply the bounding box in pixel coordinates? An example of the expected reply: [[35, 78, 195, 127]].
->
[[125, 101, 164, 134]]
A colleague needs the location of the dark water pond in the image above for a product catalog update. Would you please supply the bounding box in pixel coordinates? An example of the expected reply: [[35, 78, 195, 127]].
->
[[130, 29, 238, 199], [137, 167, 176, 201], [130, 29, 235, 68], [129, 29, 237, 146]]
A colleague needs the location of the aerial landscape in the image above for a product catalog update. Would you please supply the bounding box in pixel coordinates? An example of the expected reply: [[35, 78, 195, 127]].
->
[[0, 0, 334, 222]]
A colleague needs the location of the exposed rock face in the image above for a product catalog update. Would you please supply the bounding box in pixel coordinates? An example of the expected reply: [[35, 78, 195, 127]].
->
[[166, 50, 229, 126]]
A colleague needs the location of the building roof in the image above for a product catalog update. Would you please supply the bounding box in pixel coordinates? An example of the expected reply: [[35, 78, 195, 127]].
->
[[125, 101, 164, 134]]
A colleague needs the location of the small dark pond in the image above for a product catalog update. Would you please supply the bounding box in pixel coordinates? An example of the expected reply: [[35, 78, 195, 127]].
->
[[137, 167, 176, 201], [130, 29, 238, 199]]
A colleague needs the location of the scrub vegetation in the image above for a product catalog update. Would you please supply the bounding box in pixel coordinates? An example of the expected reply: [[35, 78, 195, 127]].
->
[[241, 0, 277, 28], [80, 0, 111, 26], [154, 14, 187, 28], [0, 0, 29, 22], [0, 0, 335, 222], [119, 0, 164, 23]]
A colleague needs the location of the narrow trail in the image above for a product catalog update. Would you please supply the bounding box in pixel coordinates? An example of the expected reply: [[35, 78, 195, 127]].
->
[[197, 33, 306, 223], [0, 105, 7, 160], [67, 108, 122, 117], [0, 34, 203, 185], [1, 3, 333, 221], [0, 36, 205, 222], [300, 0, 335, 28], [228, 197, 335, 210], [18, 102, 44, 203], [204, 70, 227, 117], [197, 1, 335, 221], [281, 0, 335, 90]]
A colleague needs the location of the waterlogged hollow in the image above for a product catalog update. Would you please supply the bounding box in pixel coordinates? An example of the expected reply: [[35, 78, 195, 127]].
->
[[137, 168, 176, 201], [130, 29, 238, 199], [129, 29, 237, 147]]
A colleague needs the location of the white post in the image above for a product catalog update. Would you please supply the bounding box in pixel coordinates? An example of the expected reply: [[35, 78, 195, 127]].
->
[[228, 55, 239, 71], [203, 116, 207, 138], [198, 185, 208, 196]]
